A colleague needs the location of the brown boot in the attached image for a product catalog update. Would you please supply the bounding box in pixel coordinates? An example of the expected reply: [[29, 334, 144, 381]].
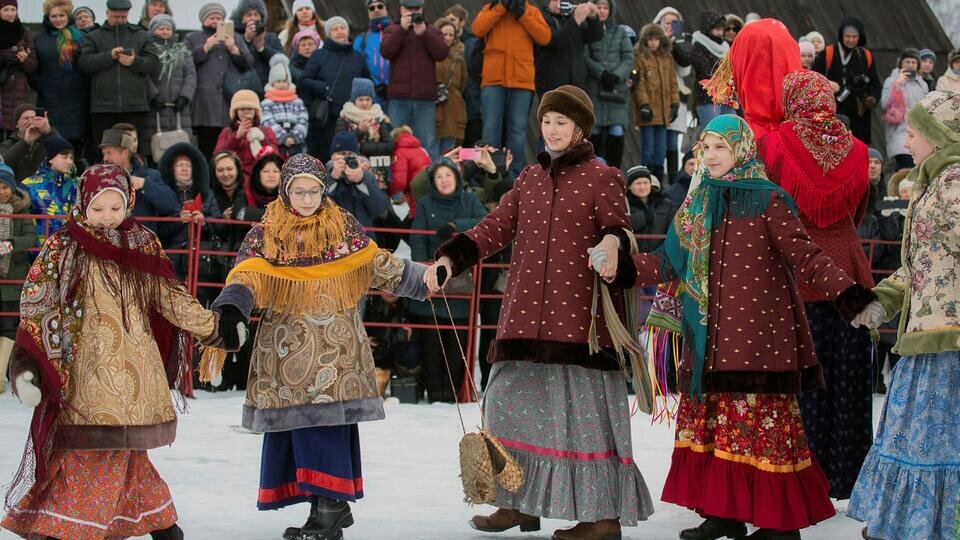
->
[[469, 508, 541, 533], [552, 519, 622, 540]]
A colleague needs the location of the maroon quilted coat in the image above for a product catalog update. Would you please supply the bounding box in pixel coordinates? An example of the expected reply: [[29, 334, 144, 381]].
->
[[0, 26, 37, 132], [380, 20, 448, 100], [437, 141, 632, 370], [626, 194, 856, 394]]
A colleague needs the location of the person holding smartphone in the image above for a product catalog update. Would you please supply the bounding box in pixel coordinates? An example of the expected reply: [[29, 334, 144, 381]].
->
[[78, 0, 160, 163], [881, 48, 930, 170], [0, 0, 37, 140]]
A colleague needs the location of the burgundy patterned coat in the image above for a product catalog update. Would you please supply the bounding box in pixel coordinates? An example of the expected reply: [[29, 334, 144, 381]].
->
[[624, 194, 856, 394], [437, 141, 632, 371]]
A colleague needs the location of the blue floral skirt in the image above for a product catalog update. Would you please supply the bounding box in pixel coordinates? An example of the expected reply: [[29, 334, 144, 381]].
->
[[847, 351, 960, 539]]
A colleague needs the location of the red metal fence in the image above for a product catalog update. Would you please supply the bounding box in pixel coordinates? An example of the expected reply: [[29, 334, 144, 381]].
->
[[0, 214, 902, 399]]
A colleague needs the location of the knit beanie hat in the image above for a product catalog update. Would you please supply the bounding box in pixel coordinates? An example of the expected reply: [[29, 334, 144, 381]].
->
[[291, 0, 314, 14], [898, 178, 914, 194], [919, 48, 936, 62], [0, 0, 18, 7], [325, 16, 348, 37], [625, 165, 651, 185], [44, 135, 74, 163], [537, 85, 595, 134], [867, 147, 882, 161], [73, 6, 95, 21], [229, 89, 262, 120], [199, 3, 226, 24], [950, 48, 960, 64], [798, 40, 815, 56], [898, 48, 920, 68], [293, 28, 321, 49], [12, 103, 35, 126], [149, 14, 176, 33], [806, 31, 824, 43], [350, 78, 376, 101], [907, 91, 960, 149], [0, 163, 16, 191], [330, 131, 360, 155], [266, 55, 292, 90]]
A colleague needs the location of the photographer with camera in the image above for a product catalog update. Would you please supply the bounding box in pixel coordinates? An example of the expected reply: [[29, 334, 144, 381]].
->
[[813, 17, 882, 144], [881, 48, 930, 171], [230, 0, 283, 89], [381, 0, 449, 159], [654, 7, 696, 181], [326, 131, 389, 241], [536, 0, 602, 96]]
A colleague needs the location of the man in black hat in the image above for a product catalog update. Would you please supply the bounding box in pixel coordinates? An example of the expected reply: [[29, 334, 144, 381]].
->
[[99, 128, 179, 235], [79, 0, 160, 163]]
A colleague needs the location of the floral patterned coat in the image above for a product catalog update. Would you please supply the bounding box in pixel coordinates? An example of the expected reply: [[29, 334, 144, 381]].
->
[[873, 162, 960, 356]]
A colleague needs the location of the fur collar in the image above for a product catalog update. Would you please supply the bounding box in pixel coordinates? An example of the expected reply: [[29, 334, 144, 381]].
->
[[536, 140, 596, 174]]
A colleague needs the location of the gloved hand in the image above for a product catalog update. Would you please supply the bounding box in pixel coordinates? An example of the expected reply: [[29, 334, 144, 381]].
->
[[436, 223, 456, 243], [669, 103, 680, 123], [863, 95, 878, 109], [851, 300, 885, 329], [174, 96, 189, 113], [216, 305, 248, 351], [639, 105, 654, 122], [150, 95, 165, 111], [600, 70, 619, 91], [14, 372, 41, 408], [506, 0, 526, 18]]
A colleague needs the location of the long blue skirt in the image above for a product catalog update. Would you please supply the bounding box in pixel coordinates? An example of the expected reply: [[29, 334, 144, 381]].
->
[[847, 351, 960, 539], [257, 425, 363, 511]]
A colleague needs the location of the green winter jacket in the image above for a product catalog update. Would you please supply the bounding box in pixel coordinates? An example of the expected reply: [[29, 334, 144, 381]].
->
[[79, 21, 159, 114]]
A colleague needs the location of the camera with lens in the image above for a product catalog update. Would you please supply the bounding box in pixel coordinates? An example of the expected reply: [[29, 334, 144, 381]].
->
[[345, 156, 359, 169], [410, 12, 424, 25], [253, 22, 266, 34], [850, 74, 870, 88], [558, 0, 574, 16]]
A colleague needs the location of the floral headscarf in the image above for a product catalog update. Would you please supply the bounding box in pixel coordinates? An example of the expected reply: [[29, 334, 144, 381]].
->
[[661, 115, 795, 397], [782, 71, 854, 173]]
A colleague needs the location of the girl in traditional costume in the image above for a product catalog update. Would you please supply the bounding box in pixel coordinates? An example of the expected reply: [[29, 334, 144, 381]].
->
[[201, 153, 429, 540], [427, 85, 654, 540], [608, 115, 876, 540], [3, 164, 219, 540], [847, 91, 960, 540]]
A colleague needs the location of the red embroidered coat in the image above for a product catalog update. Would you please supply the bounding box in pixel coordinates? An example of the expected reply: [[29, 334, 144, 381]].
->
[[437, 142, 631, 370], [628, 194, 854, 394]]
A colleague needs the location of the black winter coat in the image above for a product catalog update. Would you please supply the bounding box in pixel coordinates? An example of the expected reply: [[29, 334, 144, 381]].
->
[[32, 19, 89, 141], [812, 17, 882, 117], [78, 21, 159, 113], [300, 41, 369, 128], [628, 191, 678, 252], [534, 9, 603, 94]]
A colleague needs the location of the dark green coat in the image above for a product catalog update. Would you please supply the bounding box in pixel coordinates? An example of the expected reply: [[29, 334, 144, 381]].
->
[[0, 189, 37, 303], [79, 21, 159, 113]]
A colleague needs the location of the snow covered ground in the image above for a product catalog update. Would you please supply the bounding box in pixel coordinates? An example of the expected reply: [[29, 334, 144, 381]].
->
[[0, 391, 879, 539]]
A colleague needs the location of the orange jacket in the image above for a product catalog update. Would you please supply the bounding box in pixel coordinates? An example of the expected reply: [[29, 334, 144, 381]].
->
[[471, 2, 550, 91]]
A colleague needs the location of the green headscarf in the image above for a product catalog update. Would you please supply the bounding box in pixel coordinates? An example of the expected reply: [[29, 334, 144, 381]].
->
[[659, 115, 796, 397], [905, 91, 960, 187]]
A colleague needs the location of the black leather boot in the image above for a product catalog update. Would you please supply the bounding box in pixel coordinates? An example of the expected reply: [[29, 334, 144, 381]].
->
[[679, 517, 748, 540], [300, 495, 353, 538], [747, 529, 800, 539], [150, 524, 184, 540]]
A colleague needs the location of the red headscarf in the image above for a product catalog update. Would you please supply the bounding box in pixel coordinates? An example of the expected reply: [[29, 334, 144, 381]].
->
[[759, 72, 868, 227], [728, 19, 802, 139]]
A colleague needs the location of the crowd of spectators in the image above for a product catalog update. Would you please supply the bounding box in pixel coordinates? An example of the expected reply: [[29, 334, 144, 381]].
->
[[0, 0, 953, 400]]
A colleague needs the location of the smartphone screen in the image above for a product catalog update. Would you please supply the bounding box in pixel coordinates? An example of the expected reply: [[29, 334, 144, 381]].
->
[[671, 20, 685, 36], [217, 20, 234, 40], [458, 148, 481, 161]]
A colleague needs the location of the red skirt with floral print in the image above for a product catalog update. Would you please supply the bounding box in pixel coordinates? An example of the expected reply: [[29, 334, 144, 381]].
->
[[661, 393, 835, 530], [2, 450, 177, 540]]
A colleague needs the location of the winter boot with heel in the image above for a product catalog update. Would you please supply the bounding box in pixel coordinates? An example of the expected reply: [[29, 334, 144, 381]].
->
[[150, 524, 184, 540], [283, 495, 353, 540], [680, 517, 748, 540]]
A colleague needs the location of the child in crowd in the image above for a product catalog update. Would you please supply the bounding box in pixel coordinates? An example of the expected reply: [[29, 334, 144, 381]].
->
[[390, 125, 431, 217], [3, 164, 219, 540], [261, 56, 308, 157]]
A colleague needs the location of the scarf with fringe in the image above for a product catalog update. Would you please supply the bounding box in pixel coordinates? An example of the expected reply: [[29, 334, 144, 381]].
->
[[6, 164, 191, 510], [660, 115, 796, 398]]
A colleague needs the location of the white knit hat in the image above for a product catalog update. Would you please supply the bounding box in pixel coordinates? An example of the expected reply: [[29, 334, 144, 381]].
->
[[291, 0, 314, 14], [266, 54, 294, 91]]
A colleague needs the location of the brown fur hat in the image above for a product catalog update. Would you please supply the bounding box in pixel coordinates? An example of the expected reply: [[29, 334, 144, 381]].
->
[[537, 84, 595, 134]]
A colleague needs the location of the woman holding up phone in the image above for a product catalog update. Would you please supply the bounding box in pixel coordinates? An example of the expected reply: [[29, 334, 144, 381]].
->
[[0, 1, 37, 139]]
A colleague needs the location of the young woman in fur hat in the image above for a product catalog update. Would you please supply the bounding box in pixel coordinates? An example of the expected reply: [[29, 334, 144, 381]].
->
[[607, 114, 876, 540], [3, 164, 220, 540], [427, 84, 655, 540], [847, 90, 960, 540], [201, 153, 431, 540]]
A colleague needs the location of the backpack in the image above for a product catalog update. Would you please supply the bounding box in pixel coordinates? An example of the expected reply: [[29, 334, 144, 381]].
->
[[824, 44, 873, 70], [467, 38, 485, 84]]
